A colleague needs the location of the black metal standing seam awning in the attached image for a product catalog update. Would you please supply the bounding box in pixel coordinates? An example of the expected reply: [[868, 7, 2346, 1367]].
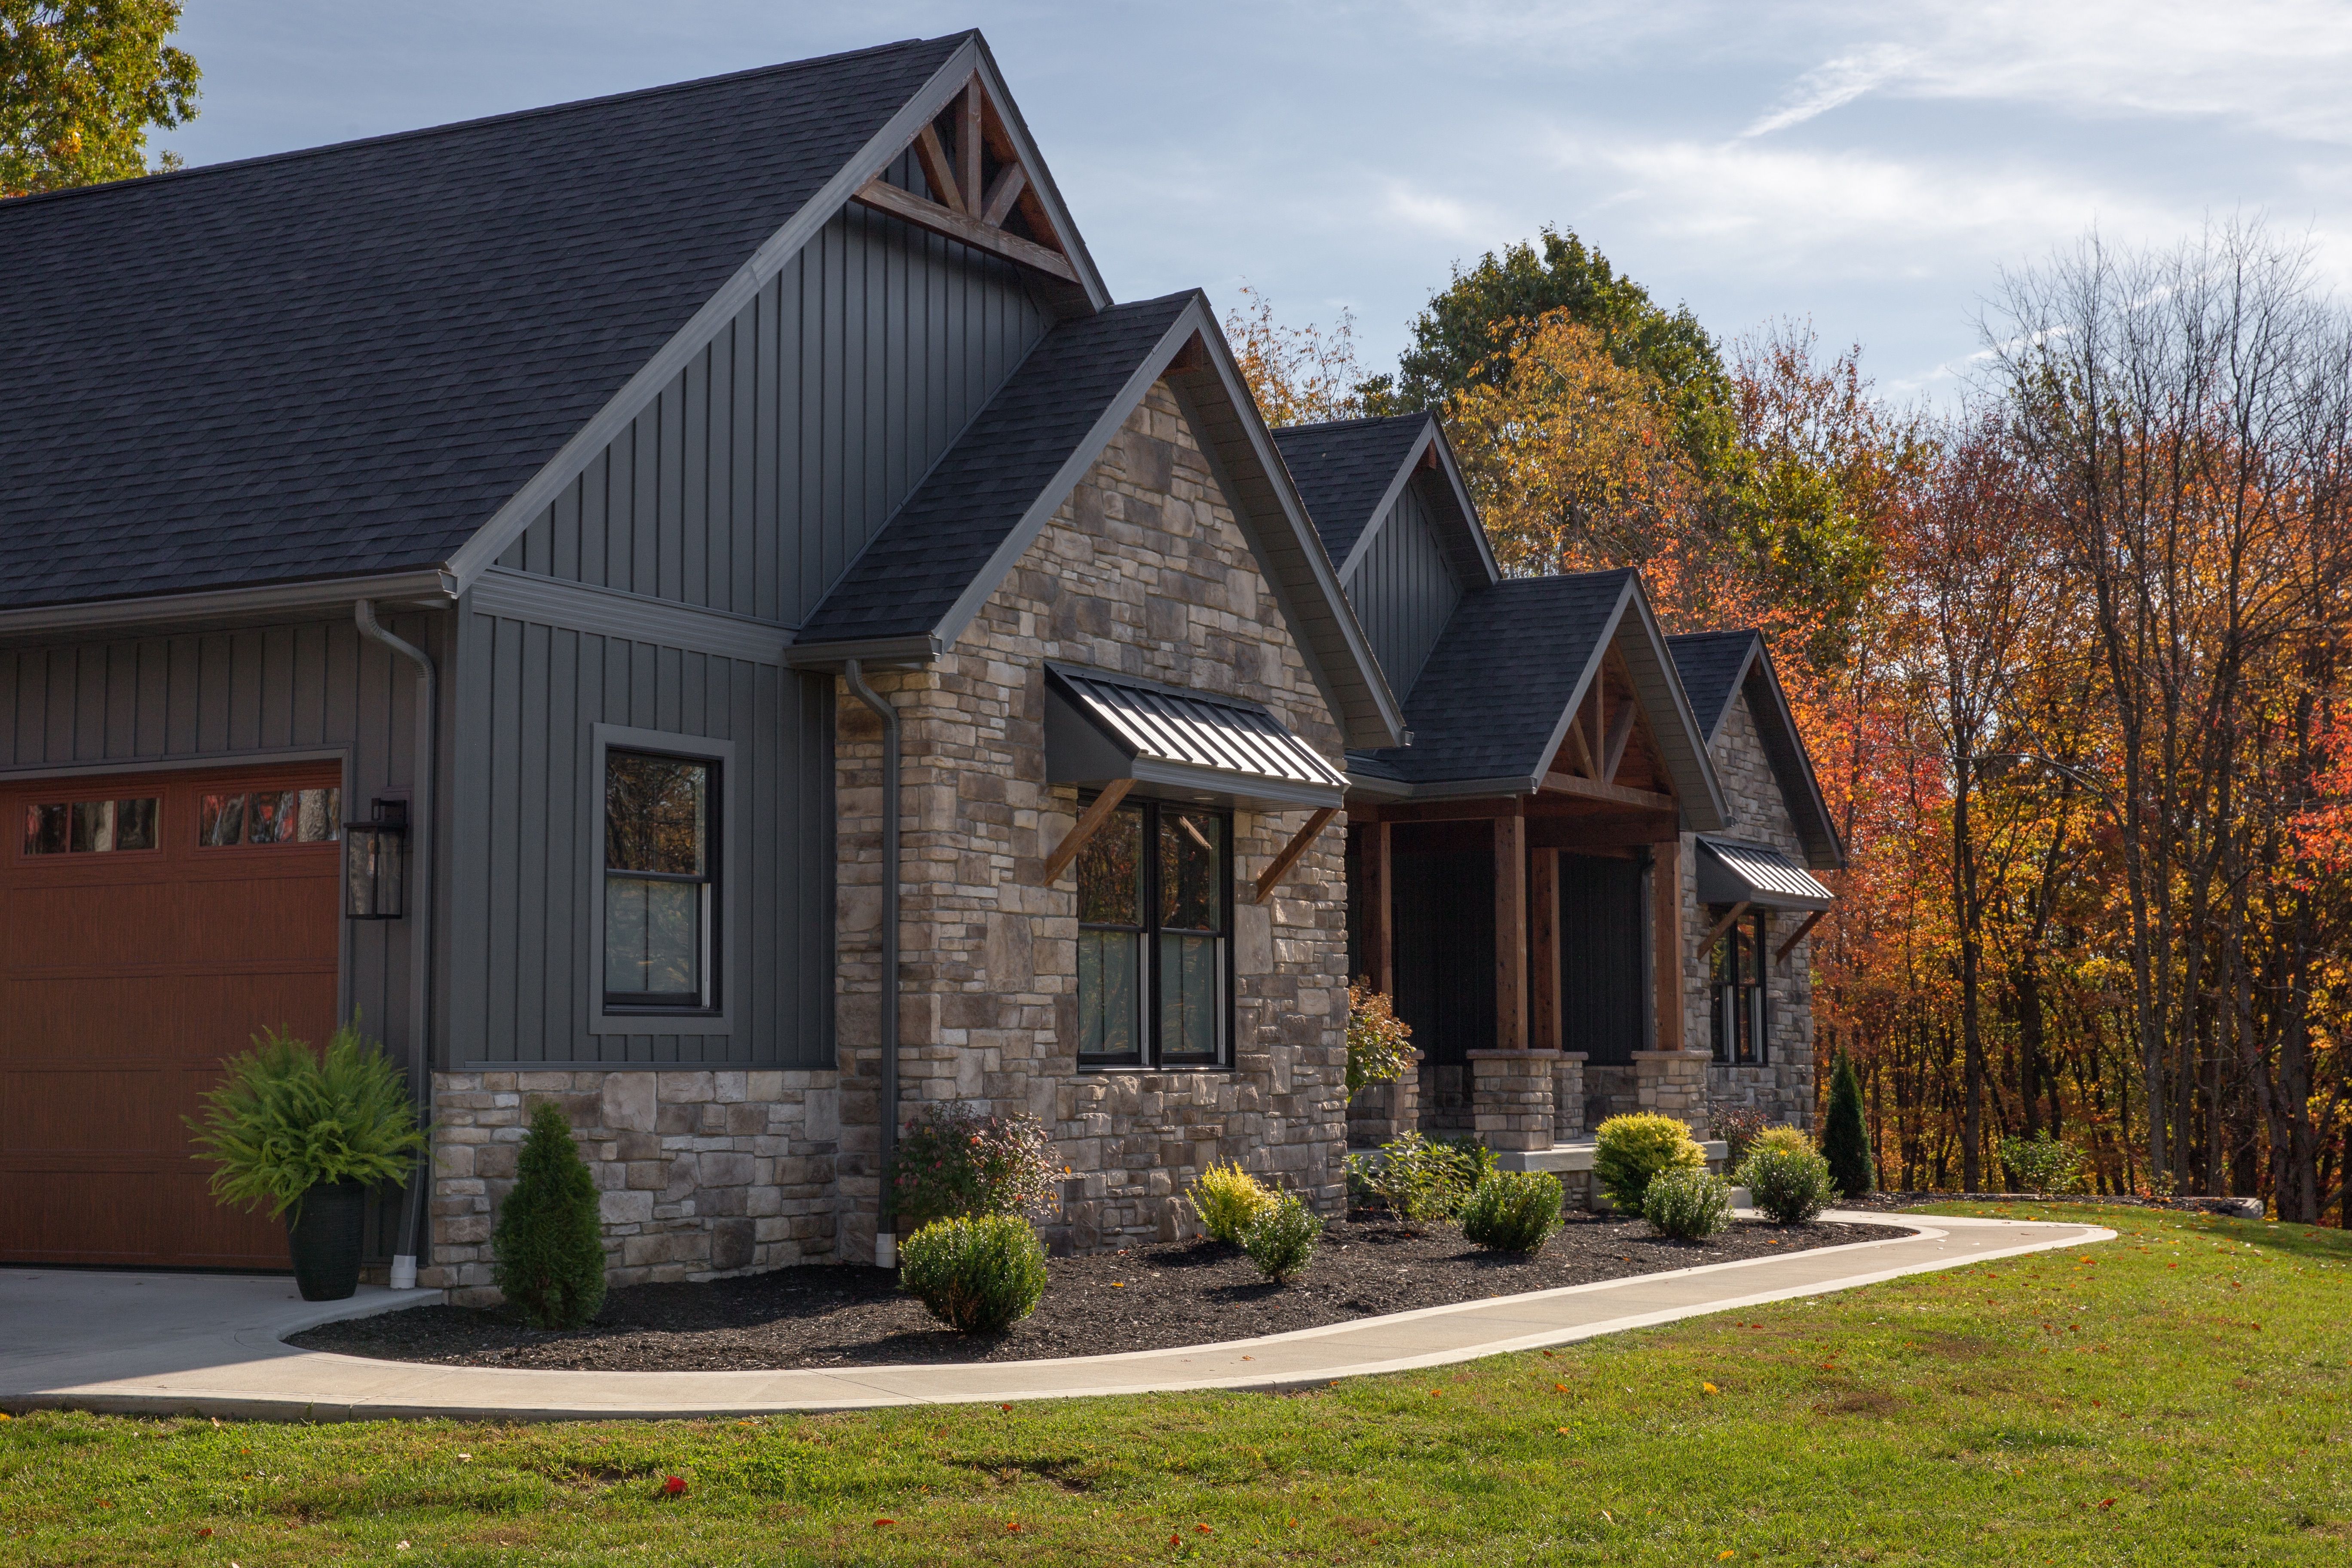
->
[[1044, 662, 1349, 811], [1696, 838, 1836, 912]]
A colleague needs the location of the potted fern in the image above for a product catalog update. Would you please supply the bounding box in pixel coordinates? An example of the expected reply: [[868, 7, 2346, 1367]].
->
[[187, 1023, 427, 1301]]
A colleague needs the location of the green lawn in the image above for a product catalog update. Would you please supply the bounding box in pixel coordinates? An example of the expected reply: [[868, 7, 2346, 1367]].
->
[[5, 1204, 2349, 1565]]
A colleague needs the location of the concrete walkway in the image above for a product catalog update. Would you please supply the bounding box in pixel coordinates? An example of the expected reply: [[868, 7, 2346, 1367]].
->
[[2, 1211, 2108, 1422]]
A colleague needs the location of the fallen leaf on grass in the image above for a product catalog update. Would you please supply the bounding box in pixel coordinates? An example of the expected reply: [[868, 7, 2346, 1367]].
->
[[873, 1519, 895, 1528], [2098, 1498, 2116, 1511], [1702, 1382, 1719, 1394]]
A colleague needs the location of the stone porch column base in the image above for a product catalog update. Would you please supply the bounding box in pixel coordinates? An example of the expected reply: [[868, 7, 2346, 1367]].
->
[[1552, 1053, 1588, 1140], [1467, 1049, 1560, 1152], [1631, 1048, 1712, 1133]]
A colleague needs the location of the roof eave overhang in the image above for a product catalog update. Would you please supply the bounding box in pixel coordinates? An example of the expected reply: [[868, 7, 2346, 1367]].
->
[[1109, 758, 1343, 812], [783, 632, 944, 670], [445, 34, 1110, 598], [0, 568, 457, 644]]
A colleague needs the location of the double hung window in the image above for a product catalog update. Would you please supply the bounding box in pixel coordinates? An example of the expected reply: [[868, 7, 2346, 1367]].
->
[[603, 750, 717, 1013], [1076, 798, 1230, 1068], [1710, 910, 1770, 1065]]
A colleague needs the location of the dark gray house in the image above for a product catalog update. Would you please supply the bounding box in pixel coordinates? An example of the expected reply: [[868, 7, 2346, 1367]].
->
[[1, 33, 1403, 1293], [1272, 414, 1844, 1168]]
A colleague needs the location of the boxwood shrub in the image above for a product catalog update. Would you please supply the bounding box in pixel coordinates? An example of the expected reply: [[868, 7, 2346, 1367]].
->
[[1642, 1167, 1733, 1240], [897, 1213, 1048, 1333], [1458, 1170, 1564, 1253], [1736, 1144, 1837, 1225], [1592, 1112, 1706, 1213]]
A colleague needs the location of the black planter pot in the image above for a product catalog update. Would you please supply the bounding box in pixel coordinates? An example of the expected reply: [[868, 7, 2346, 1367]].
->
[[287, 1181, 367, 1302]]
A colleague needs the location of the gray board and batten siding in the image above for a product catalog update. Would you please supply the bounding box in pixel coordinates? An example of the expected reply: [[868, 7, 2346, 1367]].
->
[[492, 200, 1055, 629], [444, 590, 836, 1072], [1342, 475, 1462, 698], [0, 612, 446, 1056]]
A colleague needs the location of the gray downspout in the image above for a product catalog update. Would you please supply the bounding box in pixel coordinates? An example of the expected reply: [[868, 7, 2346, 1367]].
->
[[355, 600, 436, 1290], [840, 659, 900, 1267]]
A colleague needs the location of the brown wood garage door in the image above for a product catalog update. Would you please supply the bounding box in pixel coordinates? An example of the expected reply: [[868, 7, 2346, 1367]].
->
[[0, 763, 344, 1268]]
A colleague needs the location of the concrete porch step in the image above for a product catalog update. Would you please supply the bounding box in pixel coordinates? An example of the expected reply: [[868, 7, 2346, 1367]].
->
[[1494, 1138, 1730, 1174]]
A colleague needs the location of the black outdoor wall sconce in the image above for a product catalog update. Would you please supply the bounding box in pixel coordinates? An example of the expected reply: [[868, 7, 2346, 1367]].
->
[[344, 798, 409, 919]]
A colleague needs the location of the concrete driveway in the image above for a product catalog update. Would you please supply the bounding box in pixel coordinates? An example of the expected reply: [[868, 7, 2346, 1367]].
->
[[0, 1210, 2109, 1422]]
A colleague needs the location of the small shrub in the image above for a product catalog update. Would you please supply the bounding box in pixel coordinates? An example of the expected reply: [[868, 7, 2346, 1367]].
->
[[493, 1101, 608, 1329], [1643, 1167, 1733, 1239], [1242, 1193, 1320, 1282], [1592, 1113, 1706, 1213], [1458, 1170, 1564, 1253], [897, 1213, 1048, 1333], [887, 1102, 1057, 1231], [1347, 1131, 1494, 1228], [1708, 1103, 1772, 1167], [1749, 1125, 1815, 1160], [1736, 1144, 1837, 1225], [1345, 984, 1416, 1095], [1821, 1054, 1874, 1197], [2000, 1131, 2087, 1195], [1188, 1162, 1273, 1243]]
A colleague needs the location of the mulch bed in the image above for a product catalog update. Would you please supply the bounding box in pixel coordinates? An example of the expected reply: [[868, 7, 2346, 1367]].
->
[[292, 1213, 1905, 1372]]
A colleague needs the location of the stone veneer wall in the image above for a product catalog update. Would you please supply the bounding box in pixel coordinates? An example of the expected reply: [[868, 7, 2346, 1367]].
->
[[1687, 688, 1817, 1131], [423, 1069, 840, 1301], [831, 382, 1353, 1261]]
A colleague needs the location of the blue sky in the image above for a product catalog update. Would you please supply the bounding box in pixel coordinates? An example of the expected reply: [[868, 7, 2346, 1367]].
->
[[158, 1, 2352, 407]]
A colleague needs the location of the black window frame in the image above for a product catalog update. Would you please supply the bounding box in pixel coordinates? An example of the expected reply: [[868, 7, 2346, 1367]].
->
[[1710, 909, 1770, 1066], [600, 746, 722, 1017], [1074, 794, 1234, 1071]]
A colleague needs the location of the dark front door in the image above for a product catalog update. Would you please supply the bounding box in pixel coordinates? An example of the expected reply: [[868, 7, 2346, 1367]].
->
[[1559, 853, 1646, 1066], [1391, 844, 1494, 1068]]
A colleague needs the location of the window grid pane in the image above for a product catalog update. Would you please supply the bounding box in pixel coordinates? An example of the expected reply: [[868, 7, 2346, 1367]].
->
[[603, 749, 716, 1010], [1076, 797, 1231, 1070], [1077, 930, 1142, 1059]]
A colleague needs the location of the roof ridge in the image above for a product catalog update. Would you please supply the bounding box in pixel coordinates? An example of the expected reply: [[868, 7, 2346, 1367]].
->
[[1271, 413, 1427, 436], [0, 33, 965, 214]]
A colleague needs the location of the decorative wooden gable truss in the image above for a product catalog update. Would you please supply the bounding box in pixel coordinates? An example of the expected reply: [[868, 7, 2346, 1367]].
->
[[852, 74, 1079, 283]]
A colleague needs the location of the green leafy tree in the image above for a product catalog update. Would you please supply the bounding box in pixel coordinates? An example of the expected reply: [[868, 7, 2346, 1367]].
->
[[493, 1102, 608, 1330], [1362, 225, 1734, 479], [1821, 1054, 1874, 1197], [1, 0, 200, 197]]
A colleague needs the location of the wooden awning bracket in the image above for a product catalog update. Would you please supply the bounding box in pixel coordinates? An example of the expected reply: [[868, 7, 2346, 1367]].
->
[[1253, 806, 1338, 904], [1702, 899, 1753, 949], [1775, 908, 1828, 967], [1038, 778, 1133, 887]]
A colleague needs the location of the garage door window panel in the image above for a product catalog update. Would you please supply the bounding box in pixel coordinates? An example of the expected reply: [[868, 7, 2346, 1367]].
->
[[198, 787, 340, 849], [24, 797, 161, 857]]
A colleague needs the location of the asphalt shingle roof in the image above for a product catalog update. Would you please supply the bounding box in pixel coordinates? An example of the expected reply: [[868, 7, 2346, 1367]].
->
[[796, 293, 1195, 645], [0, 35, 966, 610], [1269, 414, 1428, 566], [1666, 630, 1759, 741], [1352, 570, 1632, 785]]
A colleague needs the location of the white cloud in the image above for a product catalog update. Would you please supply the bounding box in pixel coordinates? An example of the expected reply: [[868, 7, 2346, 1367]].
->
[[1742, 43, 1917, 137], [1748, 0, 2352, 144]]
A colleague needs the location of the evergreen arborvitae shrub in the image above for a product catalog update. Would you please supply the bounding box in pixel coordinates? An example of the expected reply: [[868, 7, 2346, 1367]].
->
[[492, 1101, 608, 1329], [898, 1214, 1048, 1332], [1821, 1054, 1874, 1198], [1458, 1170, 1565, 1253]]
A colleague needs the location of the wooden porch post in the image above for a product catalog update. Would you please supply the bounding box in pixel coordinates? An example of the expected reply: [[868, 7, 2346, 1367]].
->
[[1494, 812, 1528, 1050], [1652, 835, 1685, 1051], [1366, 820, 1393, 993], [1529, 847, 1559, 1052]]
